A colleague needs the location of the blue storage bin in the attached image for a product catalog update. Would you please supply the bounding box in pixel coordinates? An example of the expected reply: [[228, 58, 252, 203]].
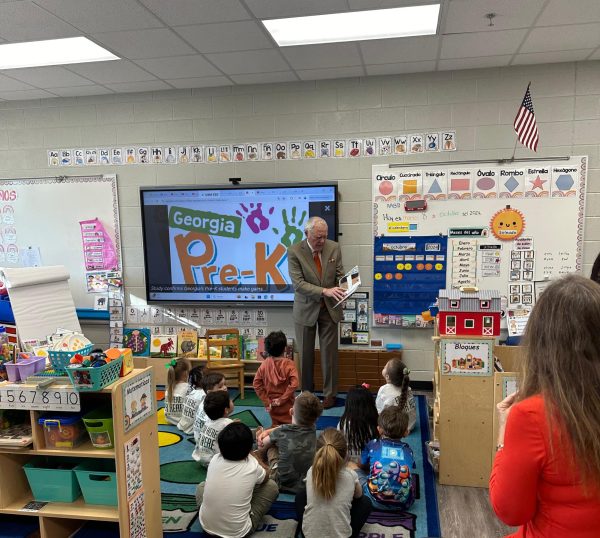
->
[[0, 515, 39, 537], [74, 460, 117, 506], [23, 457, 80, 503], [0, 298, 15, 324]]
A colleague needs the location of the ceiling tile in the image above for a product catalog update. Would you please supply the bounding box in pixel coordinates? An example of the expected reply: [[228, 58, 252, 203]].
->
[[282, 43, 362, 70], [438, 55, 511, 70], [68, 60, 157, 84], [136, 55, 222, 79], [360, 36, 439, 64], [0, 74, 36, 91], [92, 28, 196, 60], [206, 49, 289, 75], [537, 0, 600, 25], [513, 49, 595, 65], [7, 66, 96, 88], [297, 66, 365, 81], [349, 0, 436, 8], [444, 0, 545, 33], [245, 0, 348, 19], [49, 85, 114, 97], [166, 76, 232, 89], [520, 24, 600, 53], [104, 80, 173, 93], [139, 0, 250, 26], [175, 21, 273, 53], [39, 0, 162, 33], [0, 89, 56, 100], [0, 0, 79, 41], [441, 29, 527, 58], [366, 60, 436, 76], [230, 72, 298, 85]]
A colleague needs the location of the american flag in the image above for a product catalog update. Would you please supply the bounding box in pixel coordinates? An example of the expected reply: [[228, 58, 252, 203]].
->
[[514, 84, 539, 152]]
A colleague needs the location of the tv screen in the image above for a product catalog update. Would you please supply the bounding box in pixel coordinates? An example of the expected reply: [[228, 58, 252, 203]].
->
[[140, 183, 338, 304]]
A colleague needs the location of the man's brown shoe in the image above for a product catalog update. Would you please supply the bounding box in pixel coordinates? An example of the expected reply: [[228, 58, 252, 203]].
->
[[322, 396, 336, 409]]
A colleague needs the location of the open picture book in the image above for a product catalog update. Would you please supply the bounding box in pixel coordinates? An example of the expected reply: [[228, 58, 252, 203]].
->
[[334, 266, 361, 308]]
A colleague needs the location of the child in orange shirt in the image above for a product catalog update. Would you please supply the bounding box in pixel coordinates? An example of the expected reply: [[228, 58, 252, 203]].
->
[[253, 331, 299, 426]]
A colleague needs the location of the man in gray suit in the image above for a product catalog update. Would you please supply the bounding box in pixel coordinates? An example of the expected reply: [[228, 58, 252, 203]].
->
[[287, 216, 346, 409]]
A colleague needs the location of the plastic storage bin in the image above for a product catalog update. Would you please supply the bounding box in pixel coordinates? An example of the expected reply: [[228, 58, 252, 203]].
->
[[74, 460, 117, 506], [48, 344, 94, 373], [23, 457, 81, 502], [66, 355, 123, 392], [83, 408, 114, 449], [4, 356, 46, 382], [38, 414, 85, 449]]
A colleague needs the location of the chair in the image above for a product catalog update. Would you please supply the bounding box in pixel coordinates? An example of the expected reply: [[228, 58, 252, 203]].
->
[[204, 328, 245, 399]]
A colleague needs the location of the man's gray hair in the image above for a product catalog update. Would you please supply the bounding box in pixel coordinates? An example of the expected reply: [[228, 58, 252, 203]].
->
[[304, 216, 327, 234]]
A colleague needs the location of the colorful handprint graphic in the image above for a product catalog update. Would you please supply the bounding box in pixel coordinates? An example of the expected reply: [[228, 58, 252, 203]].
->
[[236, 203, 274, 234], [273, 207, 307, 248]]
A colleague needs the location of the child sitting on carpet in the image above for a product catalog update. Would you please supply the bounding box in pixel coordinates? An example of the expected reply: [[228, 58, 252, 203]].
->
[[338, 385, 379, 463], [164, 358, 191, 425], [296, 428, 372, 538], [192, 372, 226, 443], [177, 366, 205, 434], [192, 390, 234, 465], [253, 330, 299, 426], [354, 406, 416, 512], [376, 358, 417, 433], [256, 391, 323, 493], [197, 422, 279, 538]]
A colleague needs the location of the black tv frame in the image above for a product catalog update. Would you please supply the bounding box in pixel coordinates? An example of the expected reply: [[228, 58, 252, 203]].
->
[[139, 182, 339, 306]]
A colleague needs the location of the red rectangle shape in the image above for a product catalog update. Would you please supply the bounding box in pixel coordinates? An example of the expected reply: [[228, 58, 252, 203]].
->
[[451, 178, 470, 191]]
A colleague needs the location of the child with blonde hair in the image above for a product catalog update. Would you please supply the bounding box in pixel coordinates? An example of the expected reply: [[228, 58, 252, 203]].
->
[[164, 358, 191, 425], [376, 358, 416, 432], [296, 428, 372, 538]]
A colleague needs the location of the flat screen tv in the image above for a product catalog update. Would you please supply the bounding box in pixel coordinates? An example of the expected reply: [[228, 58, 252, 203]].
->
[[140, 183, 338, 304]]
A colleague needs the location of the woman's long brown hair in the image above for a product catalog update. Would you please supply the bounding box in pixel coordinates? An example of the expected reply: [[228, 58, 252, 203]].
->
[[520, 274, 600, 490]]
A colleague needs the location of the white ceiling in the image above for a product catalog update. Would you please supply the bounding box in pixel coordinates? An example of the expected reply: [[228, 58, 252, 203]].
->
[[0, 0, 598, 100]]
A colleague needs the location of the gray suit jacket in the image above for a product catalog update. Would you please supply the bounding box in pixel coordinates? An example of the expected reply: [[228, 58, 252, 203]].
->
[[287, 239, 344, 327]]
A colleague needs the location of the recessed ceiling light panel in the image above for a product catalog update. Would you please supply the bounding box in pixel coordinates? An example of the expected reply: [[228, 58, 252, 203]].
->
[[0, 37, 119, 70], [263, 4, 441, 47]]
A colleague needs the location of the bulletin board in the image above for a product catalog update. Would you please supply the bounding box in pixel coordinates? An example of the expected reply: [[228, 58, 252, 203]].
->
[[372, 156, 587, 327], [0, 174, 121, 310]]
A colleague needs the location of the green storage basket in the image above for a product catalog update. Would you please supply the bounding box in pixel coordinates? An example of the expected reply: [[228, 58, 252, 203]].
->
[[23, 457, 81, 503], [74, 460, 117, 506], [66, 356, 123, 392], [83, 408, 114, 449], [49, 344, 94, 374]]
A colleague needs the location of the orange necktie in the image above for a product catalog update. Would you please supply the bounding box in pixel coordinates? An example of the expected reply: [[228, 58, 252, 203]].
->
[[313, 252, 322, 277]]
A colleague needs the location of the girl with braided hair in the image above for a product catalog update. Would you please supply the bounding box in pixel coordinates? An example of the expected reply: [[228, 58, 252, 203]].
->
[[376, 358, 416, 433]]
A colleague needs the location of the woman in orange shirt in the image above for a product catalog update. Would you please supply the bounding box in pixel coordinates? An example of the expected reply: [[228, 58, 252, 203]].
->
[[490, 274, 600, 537]]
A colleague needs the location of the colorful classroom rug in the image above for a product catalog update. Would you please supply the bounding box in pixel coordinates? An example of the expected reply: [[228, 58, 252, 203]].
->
[[158, 388, 441, 538]]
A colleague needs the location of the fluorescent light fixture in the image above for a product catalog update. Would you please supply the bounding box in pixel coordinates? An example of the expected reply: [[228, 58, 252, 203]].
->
[[0, 37, 119, 70], [263, 4, 440, 47]]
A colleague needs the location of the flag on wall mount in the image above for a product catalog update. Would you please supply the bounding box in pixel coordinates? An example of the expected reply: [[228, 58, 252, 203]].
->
[[514, 83, 539, 152]]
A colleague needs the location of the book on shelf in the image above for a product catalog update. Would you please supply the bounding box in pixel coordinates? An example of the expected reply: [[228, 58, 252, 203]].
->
[[177, 329, 198, 358]]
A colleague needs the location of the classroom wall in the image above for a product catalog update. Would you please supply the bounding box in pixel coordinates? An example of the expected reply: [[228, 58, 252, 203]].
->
[[1, 60, 599, 381]]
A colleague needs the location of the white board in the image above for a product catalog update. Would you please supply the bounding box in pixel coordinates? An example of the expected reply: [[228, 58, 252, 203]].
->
[[372, 156, 586, 318], [0, 175, 121, 310]]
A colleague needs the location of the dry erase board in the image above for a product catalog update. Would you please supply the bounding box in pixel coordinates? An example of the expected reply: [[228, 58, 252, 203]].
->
[[371, 156, 587, 326], [0, 174, 121, 310]]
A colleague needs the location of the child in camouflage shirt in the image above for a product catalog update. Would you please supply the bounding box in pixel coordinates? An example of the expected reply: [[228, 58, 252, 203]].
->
[[256, 391, 323, 493]]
